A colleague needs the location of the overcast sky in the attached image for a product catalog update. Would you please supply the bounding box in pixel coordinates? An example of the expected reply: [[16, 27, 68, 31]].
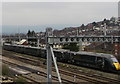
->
[[2, 2, 118, 34]]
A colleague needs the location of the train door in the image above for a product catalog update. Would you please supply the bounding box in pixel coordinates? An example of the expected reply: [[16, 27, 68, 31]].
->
[[96, 57, 105, 69]]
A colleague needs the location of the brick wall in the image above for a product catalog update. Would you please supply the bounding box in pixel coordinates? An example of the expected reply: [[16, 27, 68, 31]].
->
[[113, 43, 120, 61]]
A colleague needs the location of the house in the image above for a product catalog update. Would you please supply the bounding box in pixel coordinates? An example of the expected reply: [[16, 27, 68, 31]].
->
[[17, 39, 28, 45]]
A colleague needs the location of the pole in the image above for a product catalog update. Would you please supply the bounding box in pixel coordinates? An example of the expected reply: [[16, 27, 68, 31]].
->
[[46, 28, 52, 83], [18, 27, 20, 42], [104, 23, 107, 48], [50, 46, 62, 83], [37, 37, 39, 47], [111, 35, 113, 44], [104, 23, 107, 36], [47, 44, 52, 83], [79, 40, 82, 51]]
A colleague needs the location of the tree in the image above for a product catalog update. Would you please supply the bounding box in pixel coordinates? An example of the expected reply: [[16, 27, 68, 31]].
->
[[27, 30, 31, 37], [81, 24, 85, 29], [31, 30, 36, 37], [103, 18, 107, 22], [102, 18, 110, 26], [62, 43, 79, 52], [27, 30, 36, 37], [92, 22, 97, 26]]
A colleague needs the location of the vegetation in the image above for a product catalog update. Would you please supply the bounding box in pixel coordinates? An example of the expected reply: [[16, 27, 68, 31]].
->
[[14, 77, 27, 84], [62, 43, 79, 52], [92, 22, 98, 27], [2, 64, 27, 83], [2, 64, 10, 76], [30, 42, 37, 47], [27, 30, 36, 37], [81, 24, 85, 29]]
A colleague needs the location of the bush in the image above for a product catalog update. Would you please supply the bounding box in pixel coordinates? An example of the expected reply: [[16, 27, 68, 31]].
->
[[14, 77, 27, 84], [62, 43, 79, 52], [2, 64, 9, 76]]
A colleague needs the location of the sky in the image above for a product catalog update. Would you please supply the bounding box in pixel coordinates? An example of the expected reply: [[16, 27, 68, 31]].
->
[[2, 2, 118, 34]]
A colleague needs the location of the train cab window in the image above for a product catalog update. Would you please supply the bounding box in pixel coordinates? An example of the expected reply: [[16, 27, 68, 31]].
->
[[111, 57, 118, 63]]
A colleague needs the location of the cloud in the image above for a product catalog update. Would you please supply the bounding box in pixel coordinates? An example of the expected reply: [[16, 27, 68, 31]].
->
[[2, 2, 118, 34]]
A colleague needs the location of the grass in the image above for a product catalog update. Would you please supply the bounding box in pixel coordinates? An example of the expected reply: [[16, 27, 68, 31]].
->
[[2, 64, 10, 76], [14, 77, 27, 84]]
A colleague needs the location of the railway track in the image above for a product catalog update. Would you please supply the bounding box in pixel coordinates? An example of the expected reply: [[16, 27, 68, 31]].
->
[[2, 60, 76, 84], [16, 75, 39, 84], [2, 50, 120, 84], [61, 67, 120, 84]]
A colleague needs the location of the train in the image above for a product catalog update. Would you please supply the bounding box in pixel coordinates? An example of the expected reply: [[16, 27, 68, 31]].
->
[[3, 43, 120, 72]]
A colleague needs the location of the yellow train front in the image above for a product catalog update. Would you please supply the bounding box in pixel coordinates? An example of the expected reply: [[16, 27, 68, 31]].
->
[[103, 54, 120, 71], [110, 57, 120, 71]]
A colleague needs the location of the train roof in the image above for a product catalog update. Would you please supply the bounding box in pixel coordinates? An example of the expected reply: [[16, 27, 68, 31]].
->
[[4, 43, 114, 58], [53, 48, 114, 58], [74, 51, 114, 58], [53, 49, 70, 52]]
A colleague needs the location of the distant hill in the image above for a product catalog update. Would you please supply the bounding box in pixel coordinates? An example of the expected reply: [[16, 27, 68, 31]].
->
[[53, 17, 120, 36]]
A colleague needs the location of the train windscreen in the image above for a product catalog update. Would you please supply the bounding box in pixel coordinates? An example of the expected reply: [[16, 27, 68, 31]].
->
[[111, 57, 119, 63]]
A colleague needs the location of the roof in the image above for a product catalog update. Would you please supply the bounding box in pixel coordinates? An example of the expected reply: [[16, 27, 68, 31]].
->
[[17, 39, 27, 45]]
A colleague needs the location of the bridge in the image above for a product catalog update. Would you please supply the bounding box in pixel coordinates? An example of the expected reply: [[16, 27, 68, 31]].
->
[[3, 35, 120, 44], [47, 35, 120, 44]]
